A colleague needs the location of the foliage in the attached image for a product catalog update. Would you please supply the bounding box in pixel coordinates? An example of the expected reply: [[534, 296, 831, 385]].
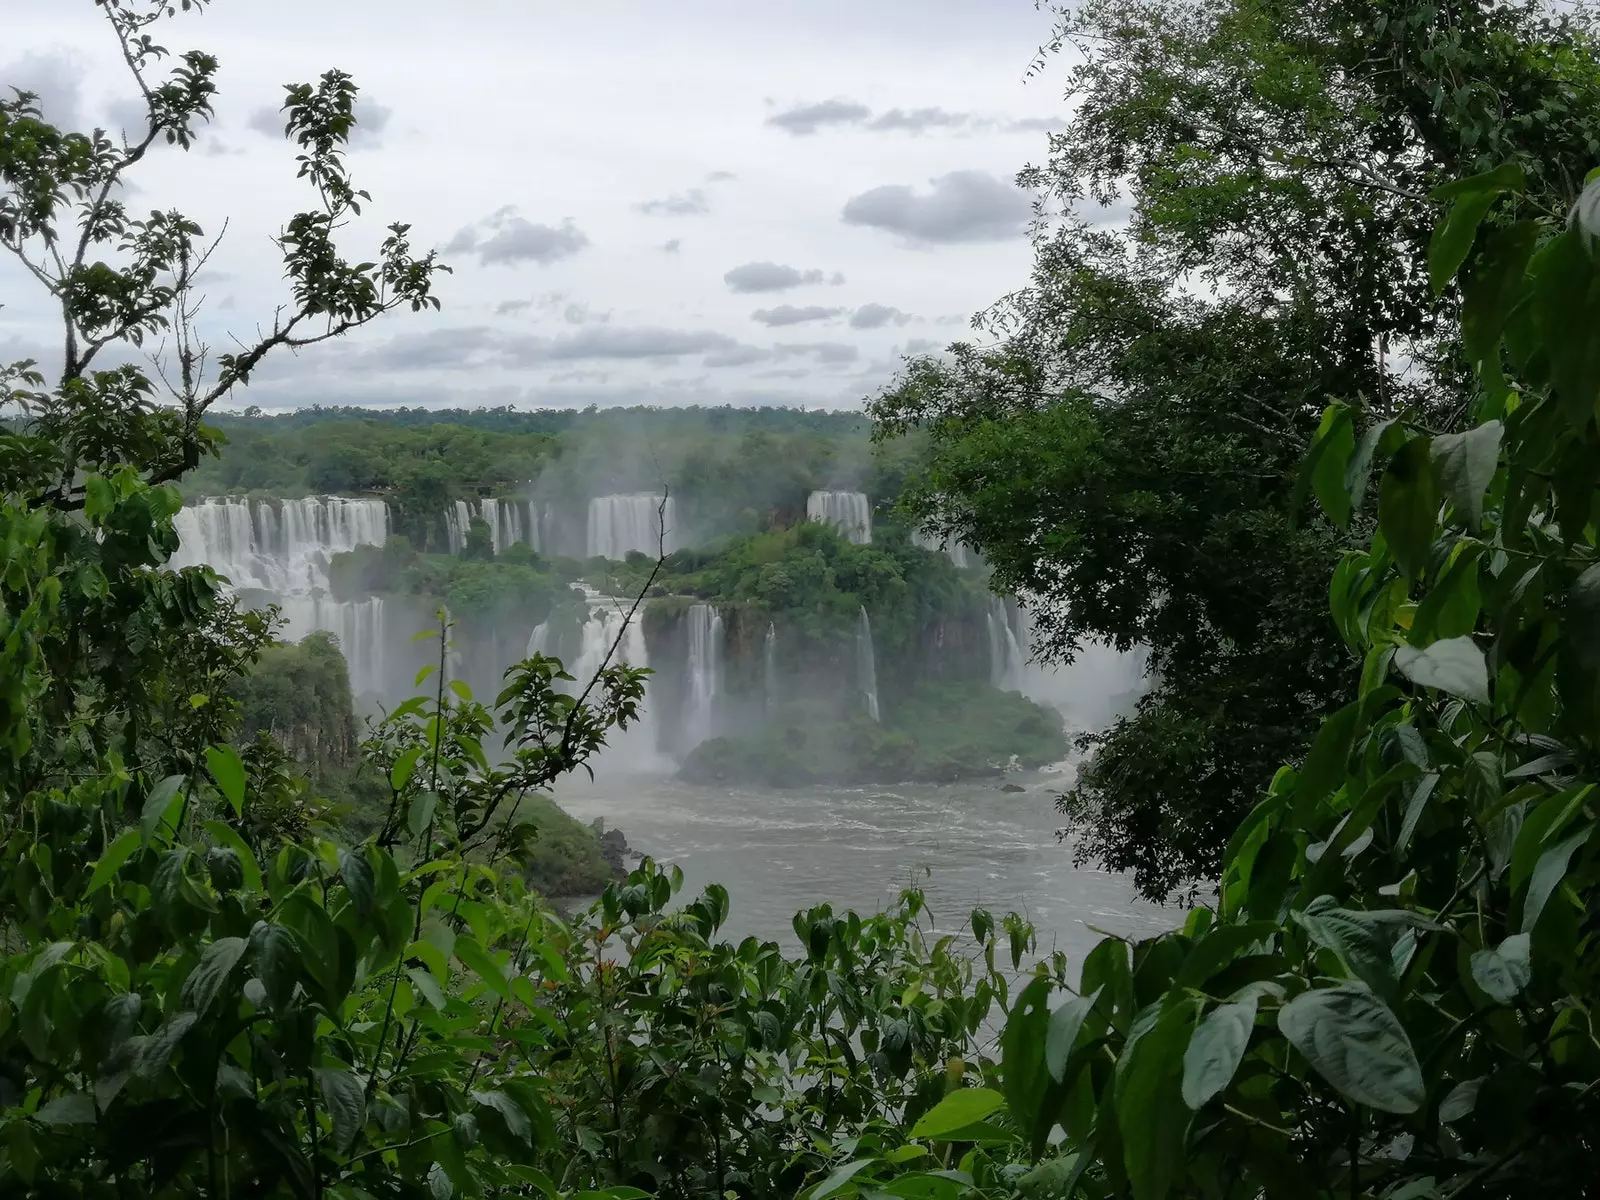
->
[[870, 0, 1600, 901], [839, 167, 1600, 1199], [232, 631, 360, 773], [682, 683, 1068, 788]]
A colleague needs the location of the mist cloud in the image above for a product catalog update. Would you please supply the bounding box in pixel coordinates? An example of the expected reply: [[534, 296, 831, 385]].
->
[[842, 170, 1031, 244]]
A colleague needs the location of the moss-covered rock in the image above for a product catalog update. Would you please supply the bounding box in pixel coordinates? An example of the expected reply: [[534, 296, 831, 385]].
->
[[679, 681, 1068, 787]]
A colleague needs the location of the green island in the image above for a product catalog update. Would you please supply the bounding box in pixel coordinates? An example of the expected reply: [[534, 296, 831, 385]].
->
[[3, 1, 1599, 1197]]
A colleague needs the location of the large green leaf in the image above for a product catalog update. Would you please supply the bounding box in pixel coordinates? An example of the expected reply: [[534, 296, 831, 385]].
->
[[1462, 222, 1539, 398], [85, 828, 143, 896], [201, 820, 262, 894], [1431, 422, 1502, 531], [204, 744, 247, 817], [1001, 977, 1054, 1155], [1393, 637, 1489, 705], [250, 922, 302, 1012], [1277, 984, 1423, 1113], [339, 847, 376, 921], [1428, 163, 1524, 295], [909, 1088, 1005, 1139], [1045, 987, 1102, 1082], [1521, 827, 1591, 934], [1114, 999, 1197, 1200], [180, 936, 247, 1015], [1378, 436, 1439, 581], [1181, 996, 1256, 1110], [139, 775, 186, 845], [1469, 933, 1532, 1004], [454, 936, 512, 1002], [315, 1067, 367, 1154], [473, 1089, 533, 1146], [1533, 228, 1600, 427]]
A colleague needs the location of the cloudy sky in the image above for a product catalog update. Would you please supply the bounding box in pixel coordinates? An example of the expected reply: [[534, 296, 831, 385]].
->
[[5, 1, 1068, 411]]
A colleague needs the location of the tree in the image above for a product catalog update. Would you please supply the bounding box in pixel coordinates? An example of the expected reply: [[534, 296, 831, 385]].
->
[[844, 162, 1600, 1200], [871, 0, 1600, 899]]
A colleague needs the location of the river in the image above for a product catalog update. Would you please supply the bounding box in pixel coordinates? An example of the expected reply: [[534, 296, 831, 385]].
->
[[551, 763, 1175, 967]]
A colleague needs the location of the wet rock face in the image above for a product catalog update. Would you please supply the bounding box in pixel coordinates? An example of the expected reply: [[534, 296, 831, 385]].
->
[[1001, 783, 1026, 793], [598, 827, 631, 878]]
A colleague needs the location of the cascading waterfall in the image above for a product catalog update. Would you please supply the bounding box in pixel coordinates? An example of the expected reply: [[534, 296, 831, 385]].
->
[[171, 496, 391, 697], [587, 494, 676, 560], [912, 526, 974, 569], [856, 606, 881, 722], [986, 593, 1149, 733], [444, 499, 539, 556], [764, 623, 778, 714], [806, 490, 872, 544], [683, 603, 723, 749]]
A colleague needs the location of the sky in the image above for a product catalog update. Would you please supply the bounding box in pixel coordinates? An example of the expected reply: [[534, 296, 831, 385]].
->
[[4, 0, 1070, 412]]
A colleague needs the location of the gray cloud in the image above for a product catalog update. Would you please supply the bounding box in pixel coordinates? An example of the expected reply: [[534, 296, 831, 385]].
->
[[705, 170, 738, 183], [3, 51, 86, 130], [866, 106, 970, 134], [724, 261, 831, 293], [842, 170, 1031, 244], [246, 96, 393, 147], [511, 325, 749, 364], [765, 98, 872, 135], [751, 305, 844, 327], [496, 299, 534, 316], [775, 342, 860, 365], [904, 338, 939, 353], [850, 303, 913, 329], [638, 188, 710, 216], [446, 210, 590, 267], [661, 238, 682, 254], [1006, 116, 1062, 133], [704, 345, 771, 368]]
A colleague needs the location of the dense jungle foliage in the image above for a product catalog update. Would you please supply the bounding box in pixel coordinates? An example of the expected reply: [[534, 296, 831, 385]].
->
[[2, 2, 1598, 1198], [872, 0, 1600, 902]]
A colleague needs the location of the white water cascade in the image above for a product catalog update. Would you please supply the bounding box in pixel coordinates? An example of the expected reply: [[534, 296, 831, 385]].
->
[[764, 623, 778, 714], [986, 594, 1148, 733], [806, 491, 872, 544], [171, 497, 391, 697], [912, 526, 975, 569], [683, 603, 724, 750], [856, 607, 881, 723], [527, 589, 664, 770], [587, 494, 676, 559], [445, 498, 540, 556]]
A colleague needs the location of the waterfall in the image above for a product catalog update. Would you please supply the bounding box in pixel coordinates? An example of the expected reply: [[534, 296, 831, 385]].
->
[[856, 606, 881, 723], [587, 494, 676, 560], [764, 622, 778, 714], [806, 491, 872, 544], [171, 496, 391, 698], [912, 525, 974, 569], [987, 595, 1027, 693], [683, 603, 723, 749], [445, 499, 538, 556]]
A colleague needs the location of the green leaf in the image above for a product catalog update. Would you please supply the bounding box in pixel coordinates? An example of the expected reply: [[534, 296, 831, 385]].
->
[[1410, 546, 1483, 646], [811, 1158, 877, 1200], [36, 1093, 97, 1125], [1311, 406, 1355, 528], [139, 775, 186, 845], [201, 821, 262, 894], [1277, 983, 1423, 1113], [1430, 422, 1502, 531], [1461, 222, 1539, 397], [1378, 436, 1439, 581], [315, 1067, 367, 1154], [1181, 996, 1257, 1109], [180, 936, 247, 1015], [1294, 700, 1361, 817], [137, 1011, 199, 1077], [1569, 565, 1600, 669], [338, 847, 376, 921], [1469, 933, 1532, 1004], [1292, 897, 1406, 1000], [86, 828, 143, 896], [1345, 418, 1398, 517], [408, 789, 439, 838], [1045, 987, 1101, 1082], [1001, 977, 1054, 1155], [1115, 999, 1197, 1200], [472, 1089, 532, 1146], [205, 744, 247, 817], [249, 922, 301, 1011], [1393, 637, 1488, 705], [1428, 162, 1523, 294], [1521, 827, 1590, 934], [909, 1088, 1005, 1139], [390, 746, 423, 793], [454, 937, 511, 1001], [428, 1162, 452, 1200], [1534, 228, 1600, 427]]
